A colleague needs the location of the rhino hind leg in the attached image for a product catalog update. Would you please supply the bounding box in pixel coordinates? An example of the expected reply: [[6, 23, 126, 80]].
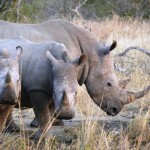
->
[[29, 91, 52, 140], [5, 113, 20, 132], [53, 119, 64, 126], [5, 119, 20, 132], [30, 117, 64, 127], [31, 111, 64, 127]]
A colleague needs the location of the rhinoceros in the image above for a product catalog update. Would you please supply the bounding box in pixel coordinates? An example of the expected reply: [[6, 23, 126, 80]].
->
[[0, 19, 149, 115], [0, 47, 22, 133], [0, 37, 87, 139]]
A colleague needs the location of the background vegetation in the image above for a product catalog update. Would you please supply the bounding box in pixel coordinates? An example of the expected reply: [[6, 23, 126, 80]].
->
[[0, 0, 150, 23], [0, 0, 150, 150]]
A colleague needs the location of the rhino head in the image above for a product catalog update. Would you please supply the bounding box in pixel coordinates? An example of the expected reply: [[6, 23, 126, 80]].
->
[[77, 41, 149, 116], [0, 47, 22, 105], [46, 50, 87, 119]]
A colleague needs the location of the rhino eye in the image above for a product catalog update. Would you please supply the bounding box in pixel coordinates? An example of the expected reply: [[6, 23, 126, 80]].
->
[[107, 82, 112, 86]]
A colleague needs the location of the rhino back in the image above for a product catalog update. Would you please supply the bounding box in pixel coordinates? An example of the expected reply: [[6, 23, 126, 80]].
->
[[0, 37, 69, 94], [0, 19, 99, 59]]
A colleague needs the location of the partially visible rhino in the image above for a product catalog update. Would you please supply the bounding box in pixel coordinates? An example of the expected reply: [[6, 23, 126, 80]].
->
[[0, 37, 87, 139], [0, 47, 22, 133]]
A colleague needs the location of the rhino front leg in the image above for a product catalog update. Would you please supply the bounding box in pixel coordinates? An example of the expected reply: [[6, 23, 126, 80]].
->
[[30, 107, 40, 127], [29, 91, 52, 140], [31, 102, 64, 128], [49, 105, 64, 126]]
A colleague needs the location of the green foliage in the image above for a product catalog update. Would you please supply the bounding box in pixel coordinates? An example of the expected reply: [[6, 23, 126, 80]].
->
[[83, 0, 150, 19], [0, 0, 47, 23], [0, 0, 12, 12], [0, 0, 150, 22]]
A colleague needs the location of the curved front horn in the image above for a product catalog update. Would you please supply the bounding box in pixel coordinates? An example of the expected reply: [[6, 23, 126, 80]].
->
[[124, 85, 150, 104]]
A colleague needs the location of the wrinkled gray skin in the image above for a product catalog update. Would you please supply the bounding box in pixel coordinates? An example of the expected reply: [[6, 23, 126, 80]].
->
[[0, 47, 22, 133], [0, 19, 130, 116], [0, 37, 87, 139]]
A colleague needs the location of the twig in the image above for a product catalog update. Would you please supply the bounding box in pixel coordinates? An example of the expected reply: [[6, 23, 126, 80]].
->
[[16, 0, 21, 22], [116, 46, 150, 57], [72, 0, 88, 18], [114, 63, 126, 73]]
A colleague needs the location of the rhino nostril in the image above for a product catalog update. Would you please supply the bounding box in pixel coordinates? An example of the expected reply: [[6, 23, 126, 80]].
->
[[112, 107, 118, 114]]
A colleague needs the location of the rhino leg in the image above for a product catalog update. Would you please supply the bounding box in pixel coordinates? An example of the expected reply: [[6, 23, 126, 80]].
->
[[53, 119, 64, 126], [30, 116, 40, 127], [5, 112, 20, 132], [0, 105, 14, 132], [31, 116, 64, 127], [49, 105, 64, 126], [31, 113, 64, 127], [30, 108, 40, 127], [29, 91, 52, 140], [30, 101, 65, 128]]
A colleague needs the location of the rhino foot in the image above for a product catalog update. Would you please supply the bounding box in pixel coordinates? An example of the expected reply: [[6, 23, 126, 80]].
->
[[30, 117, 64, 127], [30, 117, 40, 127], [53, 119, 64, 126], [5, 120, 20, 132]]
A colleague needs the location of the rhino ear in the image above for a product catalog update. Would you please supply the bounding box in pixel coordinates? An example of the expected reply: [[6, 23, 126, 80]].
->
[[16, 46, 23, 56], [100, 40, 117, 56], [62, 51, 70, 62], [110, 40, 117, 51], [73, 54, 89, 86], [46, 51, 57, 64], [119, 78, 130, 89]]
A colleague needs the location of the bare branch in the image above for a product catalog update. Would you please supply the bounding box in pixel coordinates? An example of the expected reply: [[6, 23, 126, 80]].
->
[[72, 0, 88, 18], [114, 63, 126, 73], [16, 0, 21, 22], [116, 46, 150, 57]]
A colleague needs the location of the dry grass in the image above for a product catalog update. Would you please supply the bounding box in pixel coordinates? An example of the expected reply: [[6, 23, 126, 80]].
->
[[1, 16, 150, 149]]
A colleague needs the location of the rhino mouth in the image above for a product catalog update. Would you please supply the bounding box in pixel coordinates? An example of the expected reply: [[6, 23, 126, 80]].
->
[[0, 99, 17, 105], [101, 105, 120, 116], [54, 107, 75, 120]]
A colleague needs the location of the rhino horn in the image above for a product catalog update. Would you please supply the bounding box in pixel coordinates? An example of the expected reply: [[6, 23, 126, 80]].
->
[[62, 91, 69, 106], [124, 85, 150, 104], [119, 79, 130, 89], [5, 71, 12, 84]]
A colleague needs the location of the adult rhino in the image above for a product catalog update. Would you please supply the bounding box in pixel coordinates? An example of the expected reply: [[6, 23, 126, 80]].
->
[[0, 19, 148, 115], [0, 37, 87, 139], [0, 47, 22, 133]]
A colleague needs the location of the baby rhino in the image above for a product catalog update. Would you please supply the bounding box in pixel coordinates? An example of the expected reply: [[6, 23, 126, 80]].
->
[[1, 37, 87, 139], [0, 47, 22, 134]]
